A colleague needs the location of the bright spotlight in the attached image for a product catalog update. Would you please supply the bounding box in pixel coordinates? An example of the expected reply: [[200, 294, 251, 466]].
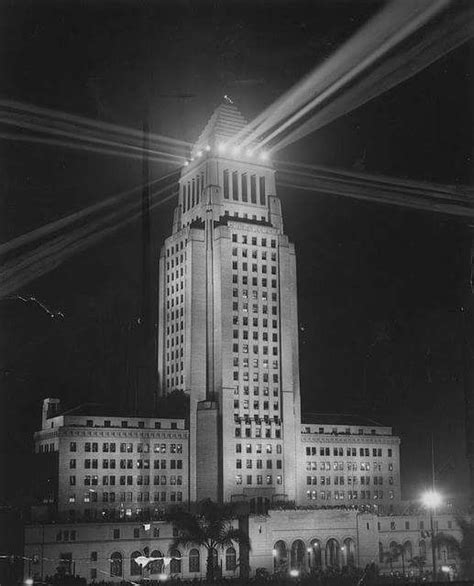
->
[[422, 489, 442, 509], [217, 143, 227, 153], [259, 151, 269, 161], [290, 569, 299, 578], [25, 580, 34, 586], [441, 566, 451, 573], [197, 150, 203, 157], [158, 574, 168, 581], [272, 548, 278, 557], [205, 145, 211, 151], [184, 161, 189, 166]]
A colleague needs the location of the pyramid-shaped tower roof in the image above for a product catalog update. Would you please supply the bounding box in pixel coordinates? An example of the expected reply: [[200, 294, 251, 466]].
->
[[193, 103, 248, 153]]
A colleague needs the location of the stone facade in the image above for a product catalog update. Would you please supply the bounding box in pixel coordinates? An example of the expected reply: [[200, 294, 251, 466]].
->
[[24, 510, 462, 582], [34, 400, 189, 519]]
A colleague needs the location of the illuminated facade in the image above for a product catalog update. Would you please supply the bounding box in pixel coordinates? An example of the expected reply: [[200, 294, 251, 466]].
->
[[157, 104, 301, 506], [34, 399, 189, 518]]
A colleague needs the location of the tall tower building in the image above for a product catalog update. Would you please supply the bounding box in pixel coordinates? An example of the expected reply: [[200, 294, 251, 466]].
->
[[157, 103, 301, 507]]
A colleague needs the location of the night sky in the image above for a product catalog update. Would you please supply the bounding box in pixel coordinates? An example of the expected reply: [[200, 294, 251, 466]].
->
[[1, 0, 473, 506]]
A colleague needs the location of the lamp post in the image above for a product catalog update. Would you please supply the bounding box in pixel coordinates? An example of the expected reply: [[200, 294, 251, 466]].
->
[[422, 490, 442, 582]]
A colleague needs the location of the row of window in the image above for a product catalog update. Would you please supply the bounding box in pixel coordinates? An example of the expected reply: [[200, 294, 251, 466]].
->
[[234, 400, 279, 411], [166, 240, 185, 257], [74, 490, 185, 504], [305, 461, 394, 472], [233, 316, 278, 328], [106, 547, 237, 578], [236, 459, 282, 469], [232, 263, 277, 276], [231, 234, 276, 248], [236, 474, 282, 485], [235, 427, 281, 438], [305, 475, 393, 486], [305, 447, 390, 457], [71, 458, 184, 470], [306, 490, 394, 500], [233, 343, 278, 356], [233, 329, 278, 342], [235, 386, 279, 397], [223, 171, 266, 205], [71, 442, 183, 453]]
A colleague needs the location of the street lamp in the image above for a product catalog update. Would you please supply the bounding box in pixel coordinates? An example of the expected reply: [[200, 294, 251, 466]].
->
[[422, 490, 442, 582]]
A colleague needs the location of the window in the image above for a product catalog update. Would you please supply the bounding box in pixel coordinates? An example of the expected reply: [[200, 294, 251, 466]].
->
[[223, 170, 229, 199], [232, 171, 239, 200], [259, 176, 266, 205], [250, 175, 257, 203], [70, 442, 77, 452], [226, 547, 237, 571], [113, 529, 120, 539], [189, 548, 200, 573], [110, 552, 122, 577], [170, 550, 181, 574]]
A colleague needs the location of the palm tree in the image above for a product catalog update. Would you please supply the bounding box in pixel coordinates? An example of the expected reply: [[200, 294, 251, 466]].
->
[[409, 555, 426, 577], [383, 543, 407, 575], [167, 499, 251, 581]]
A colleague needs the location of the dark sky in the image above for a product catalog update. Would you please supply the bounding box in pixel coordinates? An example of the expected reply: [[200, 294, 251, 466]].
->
[[1, 0, 473, 504]]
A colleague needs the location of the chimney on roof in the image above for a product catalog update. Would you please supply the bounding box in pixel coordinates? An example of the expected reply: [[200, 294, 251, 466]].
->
[[42, 398, 61, 429]]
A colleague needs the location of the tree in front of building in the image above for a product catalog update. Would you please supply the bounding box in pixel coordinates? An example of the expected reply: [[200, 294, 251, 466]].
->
[[167, 499, 251, 581]]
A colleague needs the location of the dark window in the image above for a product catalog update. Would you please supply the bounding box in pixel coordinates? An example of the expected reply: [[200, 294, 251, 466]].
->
[[250, 175, 257, 203], [232, 171, 239, 200], [223, 170, 230, 199], [259, 176, 266, 205], [241, 174, 248, 202]]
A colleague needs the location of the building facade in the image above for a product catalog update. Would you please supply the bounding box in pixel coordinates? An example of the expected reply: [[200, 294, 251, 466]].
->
[[34, 399, 189, 520], [157, 103, 301, 506], [299, 418, 401, 512], [24, 510, 463, 583]]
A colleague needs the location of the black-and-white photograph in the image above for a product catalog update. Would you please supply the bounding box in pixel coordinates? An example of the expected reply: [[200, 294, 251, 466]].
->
[[1, 1, 473, 585]]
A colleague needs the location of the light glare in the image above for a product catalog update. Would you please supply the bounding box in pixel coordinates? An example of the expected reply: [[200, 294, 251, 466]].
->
[[259, 151, 269, 161], [422, 489, 442, 508], [290, 570, 299, 577]]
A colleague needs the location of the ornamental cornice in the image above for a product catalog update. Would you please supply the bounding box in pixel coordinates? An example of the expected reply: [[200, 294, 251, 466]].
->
[[59, 428, 188, 441]]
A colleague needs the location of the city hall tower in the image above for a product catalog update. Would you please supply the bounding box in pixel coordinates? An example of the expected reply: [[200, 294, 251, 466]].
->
[[157, 103, 301, 507]]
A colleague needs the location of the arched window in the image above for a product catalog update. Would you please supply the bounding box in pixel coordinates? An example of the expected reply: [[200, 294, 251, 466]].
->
[[404, 541, 413, 561], [226, 547, 237, 572], [290, 539, 306, 571], [130, 551, 142, 576], [189, 548, 200, 573], [343, 538, 356, 566], [273, 540, 288, 573], [309, 539, 322, 569], [149, 550, 163, 575], [170, 549, 181, 574], [325, 538, 340, 568], [110, 552, 122, 577], [419, 540, 426, 559]]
